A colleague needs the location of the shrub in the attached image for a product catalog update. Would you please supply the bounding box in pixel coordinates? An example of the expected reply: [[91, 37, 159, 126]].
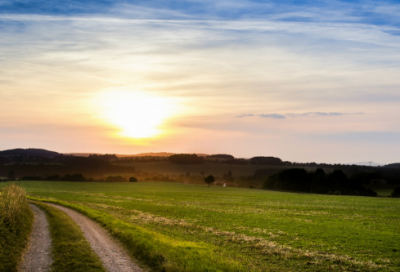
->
[[334, 191, 341, 195], [204, 175, 215, 187], [129, 177, 138, 182]]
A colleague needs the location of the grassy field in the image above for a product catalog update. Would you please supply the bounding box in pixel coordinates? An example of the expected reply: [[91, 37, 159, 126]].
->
[[4, 181, 400, 271], [0, 184, 33, 271]]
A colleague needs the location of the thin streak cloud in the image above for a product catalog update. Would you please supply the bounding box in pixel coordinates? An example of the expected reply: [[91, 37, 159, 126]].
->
[[237, 112, 364, 119]]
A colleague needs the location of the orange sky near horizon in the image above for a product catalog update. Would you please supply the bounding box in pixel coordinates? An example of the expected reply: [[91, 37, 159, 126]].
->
[[1, 9, 400, 164]]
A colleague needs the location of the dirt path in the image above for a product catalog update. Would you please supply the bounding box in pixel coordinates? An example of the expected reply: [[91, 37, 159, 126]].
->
[[19, 204, 52, 272], [48, 203, 143, 272]]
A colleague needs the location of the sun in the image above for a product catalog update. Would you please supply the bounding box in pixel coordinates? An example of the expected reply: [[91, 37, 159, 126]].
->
[[97, 90, 177, 139]]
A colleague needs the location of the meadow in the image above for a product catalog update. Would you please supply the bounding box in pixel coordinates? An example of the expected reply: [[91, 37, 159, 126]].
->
[[4, 181, 400, 271]]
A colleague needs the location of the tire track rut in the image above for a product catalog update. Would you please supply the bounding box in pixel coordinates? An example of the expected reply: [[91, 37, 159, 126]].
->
[[19, 204, 52, 272], [48, 203, 143, 272]]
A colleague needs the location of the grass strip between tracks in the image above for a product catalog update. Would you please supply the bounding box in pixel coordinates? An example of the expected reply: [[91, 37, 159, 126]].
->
[[0, 184, 33, 272], [32, 201, 106, 272], [29, 196, 246, 272]]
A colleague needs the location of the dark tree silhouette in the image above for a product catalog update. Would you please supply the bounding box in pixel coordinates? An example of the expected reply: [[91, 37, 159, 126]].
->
[[129, 177, 138, 182], [250, 156, 283, 165], [204, 175, 215, 187], [169, 154, 204, 164], [263, 168, 377, 196], [206, 154, 234, 160]]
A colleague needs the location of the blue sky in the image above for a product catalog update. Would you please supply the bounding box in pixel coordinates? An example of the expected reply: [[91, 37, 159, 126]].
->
[[1, 0, 400, 25], [0, 0, 399, 163]]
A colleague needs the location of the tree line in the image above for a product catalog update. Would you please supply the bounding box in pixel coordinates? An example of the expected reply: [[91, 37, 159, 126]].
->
[[264, 168, 378, 196]]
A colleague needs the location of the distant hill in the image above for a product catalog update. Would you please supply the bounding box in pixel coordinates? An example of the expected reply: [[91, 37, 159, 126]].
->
[[128, 152, 176, 157], [350, 161, 384, 167], [66, 152, 210, 158], [65, 152, 176, 157], [129, 152, 210, 158], [0, 148, 60, 157], [65, 153, 103, 157], [384, 163, 400, 168]]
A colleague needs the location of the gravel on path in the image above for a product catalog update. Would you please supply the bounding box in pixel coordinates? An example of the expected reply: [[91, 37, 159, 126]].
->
[[48, 203, 143, 272], [19, 204, 52, 272]]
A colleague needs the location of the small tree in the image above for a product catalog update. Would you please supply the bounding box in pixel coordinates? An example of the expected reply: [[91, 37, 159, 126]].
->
[[204, 175, 215, 187], [129, 177, 138, 182]]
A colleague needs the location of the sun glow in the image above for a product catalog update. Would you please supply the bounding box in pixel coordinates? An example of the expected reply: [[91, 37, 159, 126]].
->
[[97, 90, 178, 139]]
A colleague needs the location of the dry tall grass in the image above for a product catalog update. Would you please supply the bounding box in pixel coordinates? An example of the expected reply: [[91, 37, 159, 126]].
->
[[0, 184, 29, 228], [0, 183, 33, 271]]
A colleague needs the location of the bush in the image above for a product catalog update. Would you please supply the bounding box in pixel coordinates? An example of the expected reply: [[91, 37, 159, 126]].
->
[[204, 175, 215, 187], [334, 191, 341, 195], [129, 177, 138, 182], [391, 187, 400, 198]]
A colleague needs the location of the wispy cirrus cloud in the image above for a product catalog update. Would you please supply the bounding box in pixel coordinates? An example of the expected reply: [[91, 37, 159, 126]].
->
[[286, 112, 363, 117], [237, 112, 364, 119], [1, 0, 400, 163]]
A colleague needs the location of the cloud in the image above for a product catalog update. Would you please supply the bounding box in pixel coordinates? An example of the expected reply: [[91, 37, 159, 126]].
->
[[237, 114, 254, 118], [237, 112, 364, 119], [2, 0, 400, 30], [383, 30, 400, 36], [260, 114, 286, 119], [0, 1, 399, 164], [286, 112, 363, 117]]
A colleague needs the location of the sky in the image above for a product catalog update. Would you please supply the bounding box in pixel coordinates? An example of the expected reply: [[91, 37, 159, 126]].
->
[[1, 0, 400, 164]]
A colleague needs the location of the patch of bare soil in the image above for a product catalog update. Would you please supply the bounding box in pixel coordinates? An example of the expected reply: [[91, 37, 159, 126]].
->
[[48, 203, 143, 272], [19, 204, 52, 272]]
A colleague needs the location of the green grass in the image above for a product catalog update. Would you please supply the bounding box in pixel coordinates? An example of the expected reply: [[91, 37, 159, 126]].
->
[[32, 202, 106, 272], [5, 181, 400, 271], [0, 184, 33, 272]]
